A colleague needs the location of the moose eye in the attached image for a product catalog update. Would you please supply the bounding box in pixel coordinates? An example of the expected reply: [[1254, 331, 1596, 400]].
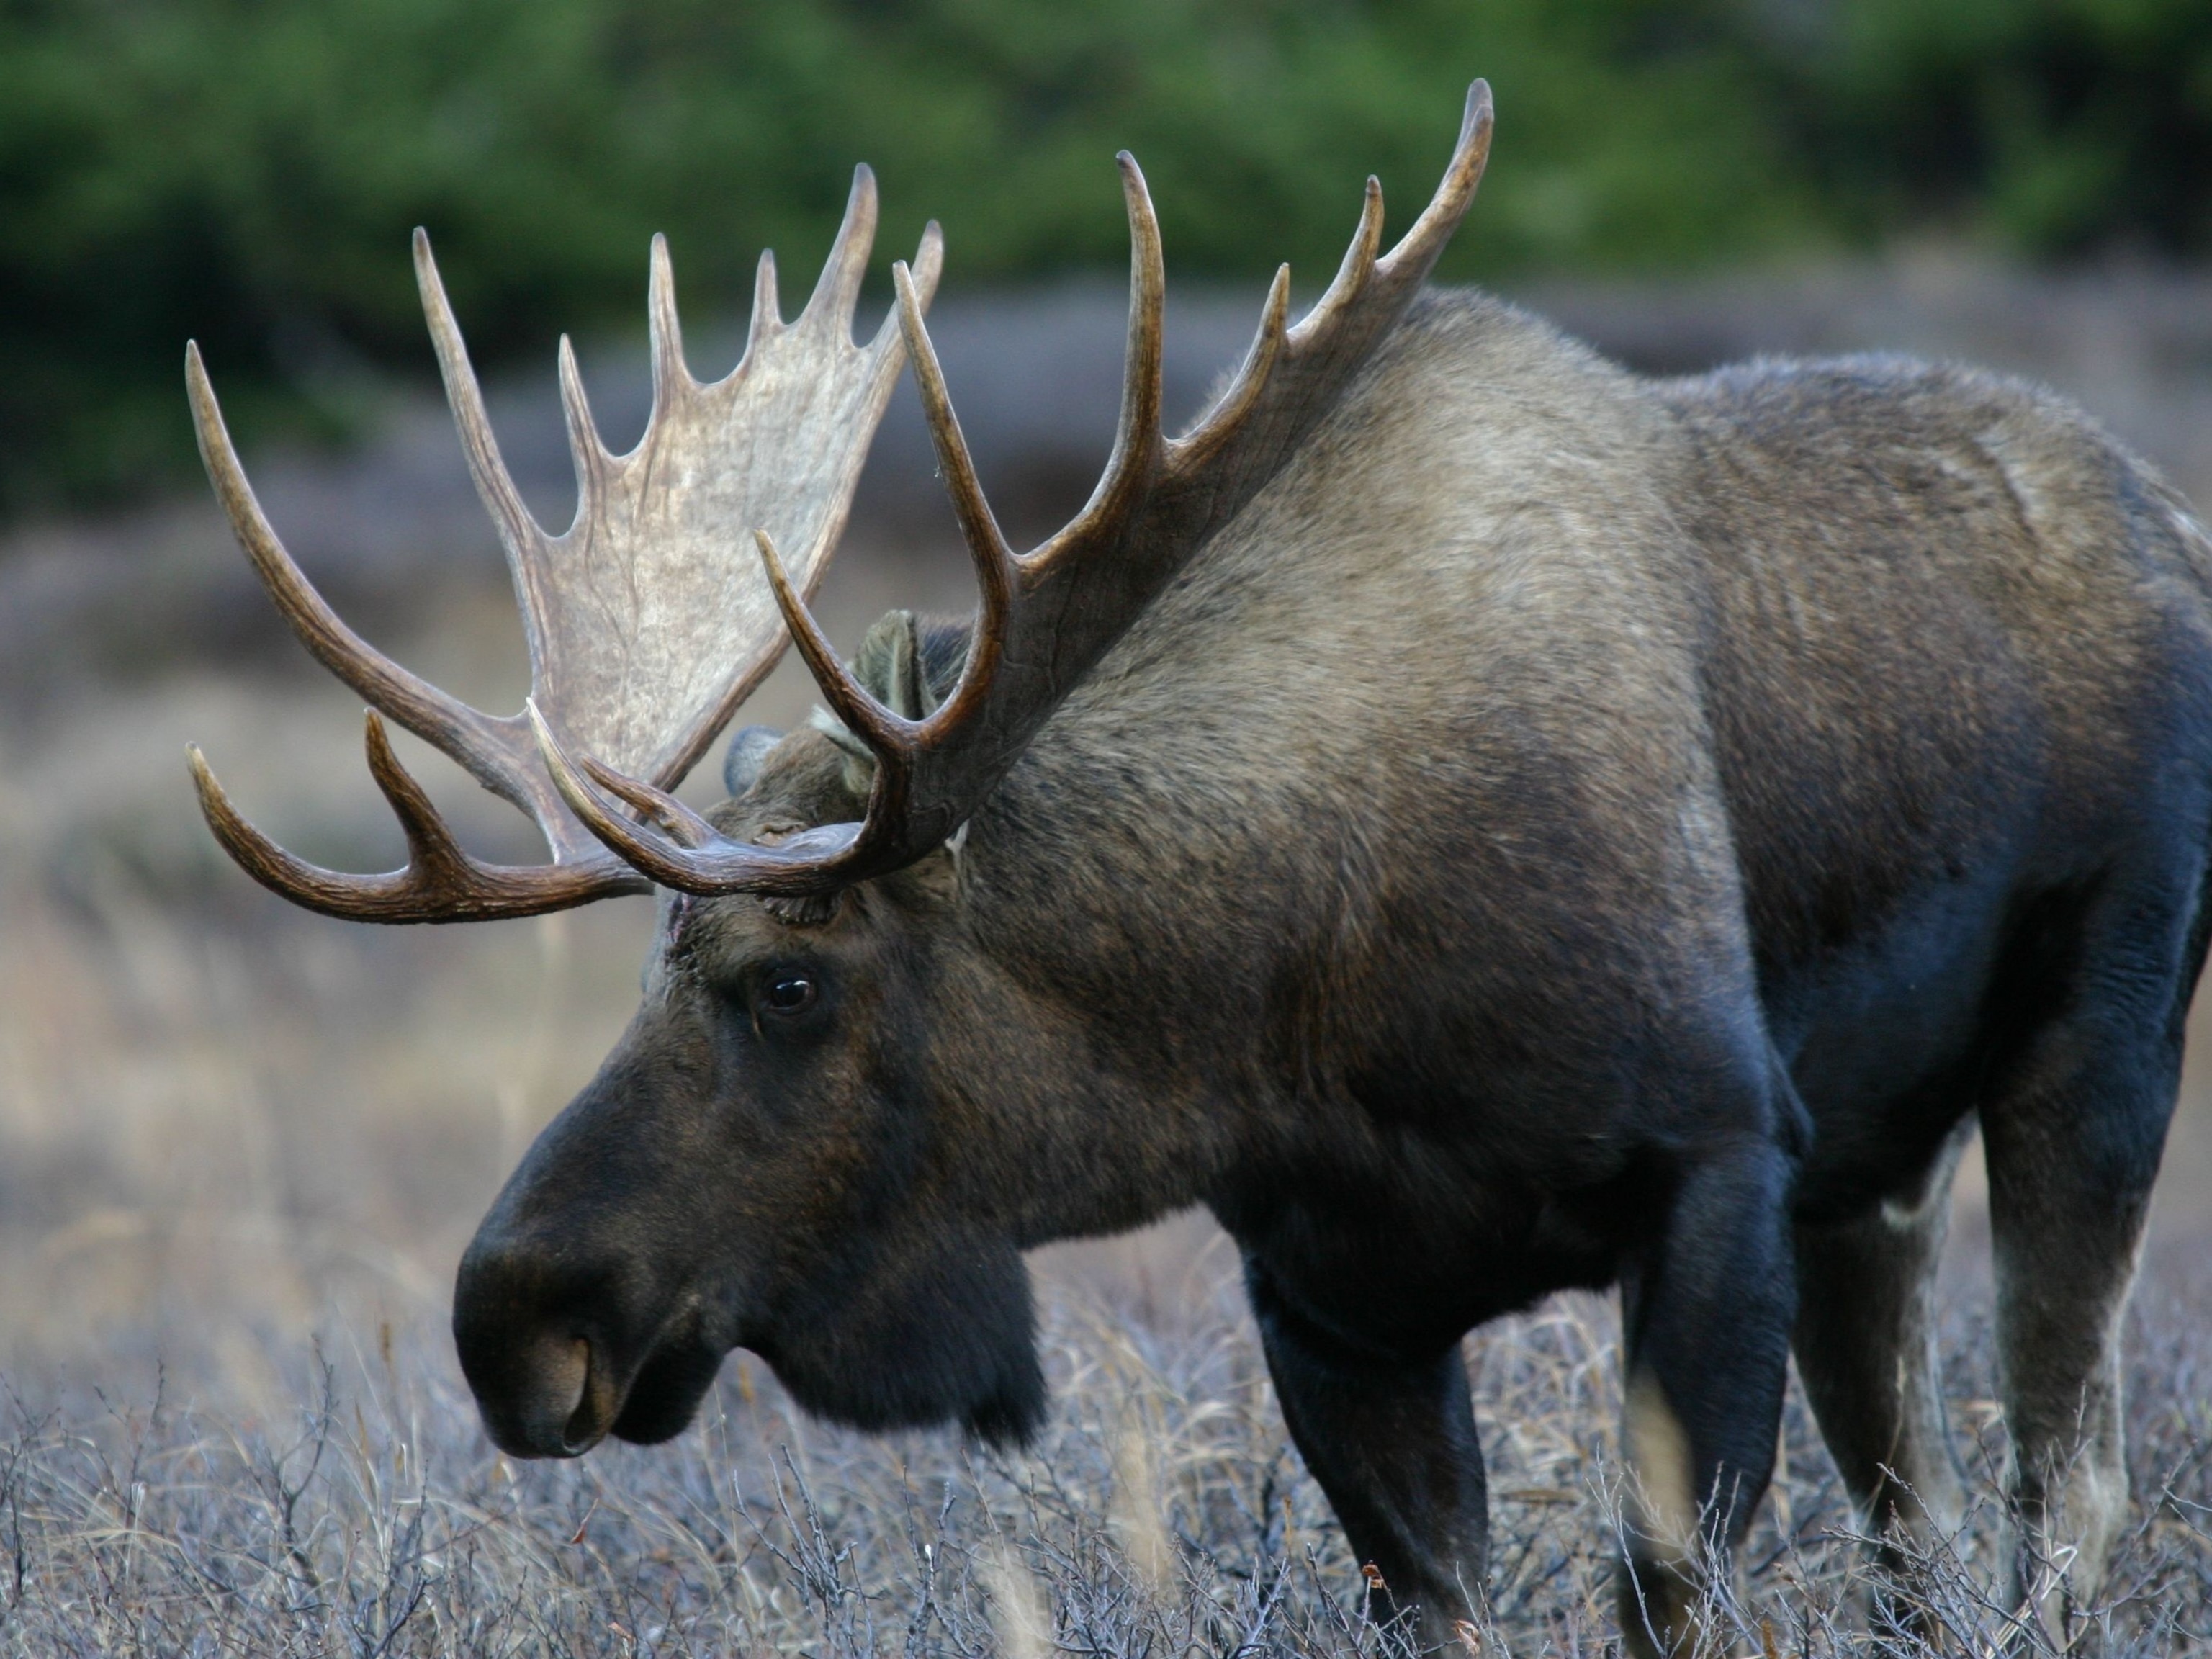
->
[[759, 973, 819, 1017]]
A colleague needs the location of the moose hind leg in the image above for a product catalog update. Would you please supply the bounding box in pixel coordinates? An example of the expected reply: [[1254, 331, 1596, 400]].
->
[[1791, 1118, 1972, 1569], [1980, 878, 2194, 1632], [1618, 1135, 1797, 1658]]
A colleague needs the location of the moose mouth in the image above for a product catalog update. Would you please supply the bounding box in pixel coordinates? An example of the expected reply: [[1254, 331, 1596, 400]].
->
[[603, 1328, 728, 1446]]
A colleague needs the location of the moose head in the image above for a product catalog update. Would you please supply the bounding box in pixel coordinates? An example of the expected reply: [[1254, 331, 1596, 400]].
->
[[185, 87, 1493, 1459]]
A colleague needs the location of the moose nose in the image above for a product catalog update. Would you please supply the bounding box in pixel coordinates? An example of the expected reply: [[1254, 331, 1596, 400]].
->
[[452, 1234, 621, 1458], [519, 1334, 593, 1452]]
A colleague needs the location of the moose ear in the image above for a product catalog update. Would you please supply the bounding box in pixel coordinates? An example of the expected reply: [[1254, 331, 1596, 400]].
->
[[722, 724, 783, 798], [812, 609, 938, 797], [915, 614, 971, 709], [809, 610, 972, 810], [852, 609, 938, 721]]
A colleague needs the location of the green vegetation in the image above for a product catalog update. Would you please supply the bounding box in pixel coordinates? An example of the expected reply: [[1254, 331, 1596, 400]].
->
[[7, 0, 2212, 515]]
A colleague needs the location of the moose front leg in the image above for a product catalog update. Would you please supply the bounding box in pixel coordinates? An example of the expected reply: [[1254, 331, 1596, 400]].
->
[[1617, 1138, 1797, 1657], [1246, 1259, 1488, 1650]]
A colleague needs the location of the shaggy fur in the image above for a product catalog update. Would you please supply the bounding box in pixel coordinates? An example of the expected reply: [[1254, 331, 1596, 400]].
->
[[454, 291, 2212, 1653]]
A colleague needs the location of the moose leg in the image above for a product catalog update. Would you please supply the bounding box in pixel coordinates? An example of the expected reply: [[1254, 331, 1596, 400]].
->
[[1245, 1261, 1488, 1648], [1979, 962, 2182, 1637], [1791, 1117, 1972, 1576], [1617, 1138, 1797, 1658]]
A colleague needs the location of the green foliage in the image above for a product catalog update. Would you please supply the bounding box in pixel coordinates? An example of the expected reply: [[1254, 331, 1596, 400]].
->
[[1783, 0, 2212, 253], [7, 0, 2212, 516], [0, 0, 1815, 513]]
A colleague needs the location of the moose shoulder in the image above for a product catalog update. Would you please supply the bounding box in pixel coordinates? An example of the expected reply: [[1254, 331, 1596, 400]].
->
[[185, 84, 2211, 1655]]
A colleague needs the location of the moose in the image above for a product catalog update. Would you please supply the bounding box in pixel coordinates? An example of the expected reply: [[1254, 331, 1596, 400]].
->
[[185, 82, 2209, 1652]]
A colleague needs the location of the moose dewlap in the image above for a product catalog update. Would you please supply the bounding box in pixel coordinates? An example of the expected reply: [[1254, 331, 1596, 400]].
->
[[186, 82, 2209, 1655]]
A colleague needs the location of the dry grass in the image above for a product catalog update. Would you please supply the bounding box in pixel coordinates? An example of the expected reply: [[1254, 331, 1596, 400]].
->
[[0, 1239, 2200, 1655]]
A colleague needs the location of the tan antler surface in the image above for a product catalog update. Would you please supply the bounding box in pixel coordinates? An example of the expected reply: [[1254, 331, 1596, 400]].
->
[[188, 167, 943, 922], [536, 82, 1493, 899]]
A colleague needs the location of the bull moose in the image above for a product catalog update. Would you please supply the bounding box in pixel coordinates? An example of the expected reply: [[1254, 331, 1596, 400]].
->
[[184, 82, 2208, 1652]]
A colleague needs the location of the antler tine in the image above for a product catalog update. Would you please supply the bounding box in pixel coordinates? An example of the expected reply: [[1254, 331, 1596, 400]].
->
[[557, 335, 613, 476], [569, 750, 723, 849], [361, 710, 469, 877], [1187, 81, 1490, 475], [802, 165, 880, 338], [1169, 264, 1292, 470], [749, 250, 783, 351], [647, 233, 694, 400], [755, 530, 914, 756], [185, 341, 528, 813], [891, 259, 1017, 691], [1292, 176, 1388, 348], [1037, 154, 1166, 566], [188, 718, 646, 923], [187, 739, 416, 920], [1378, 78, 1493, 283], [415, 230, 550, 569], [837, 215, 942, 403], [907, 221, 946, 317], [189, 331, 664, 921]]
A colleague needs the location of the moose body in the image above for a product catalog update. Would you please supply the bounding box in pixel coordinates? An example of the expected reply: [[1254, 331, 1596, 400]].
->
[[465, 297, 2212, 1647], [186, 85, 2207, 1652]]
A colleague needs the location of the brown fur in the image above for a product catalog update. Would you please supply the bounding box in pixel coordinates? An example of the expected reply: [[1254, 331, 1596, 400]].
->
[[456, 289, 2212, 1652]]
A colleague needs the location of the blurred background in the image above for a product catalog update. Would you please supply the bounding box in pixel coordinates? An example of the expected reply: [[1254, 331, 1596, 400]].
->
[[4, 0, 2212, 1397]]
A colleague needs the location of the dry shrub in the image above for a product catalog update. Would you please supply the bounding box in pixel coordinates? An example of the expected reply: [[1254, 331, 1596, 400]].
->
[[0, 1257, 2201, 1655]]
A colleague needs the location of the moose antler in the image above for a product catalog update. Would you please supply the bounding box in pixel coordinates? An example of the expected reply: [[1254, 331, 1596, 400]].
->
[[535, 81, 1494, 899], [187, 168, 943, 921]]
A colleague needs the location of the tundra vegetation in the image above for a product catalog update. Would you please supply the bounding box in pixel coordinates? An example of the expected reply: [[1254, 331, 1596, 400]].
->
[[0, 1264, 2198, 1655]]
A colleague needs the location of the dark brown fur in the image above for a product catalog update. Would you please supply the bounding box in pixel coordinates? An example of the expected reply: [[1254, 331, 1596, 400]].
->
[[457, 292, 2212, 1651]]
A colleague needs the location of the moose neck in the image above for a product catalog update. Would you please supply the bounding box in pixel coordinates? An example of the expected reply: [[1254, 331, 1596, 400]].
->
[[939, 287, 1672, 1251]]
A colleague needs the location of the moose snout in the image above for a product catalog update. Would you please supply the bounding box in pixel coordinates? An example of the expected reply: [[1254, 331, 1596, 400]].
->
[[452, 1231, 637, 1459]]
